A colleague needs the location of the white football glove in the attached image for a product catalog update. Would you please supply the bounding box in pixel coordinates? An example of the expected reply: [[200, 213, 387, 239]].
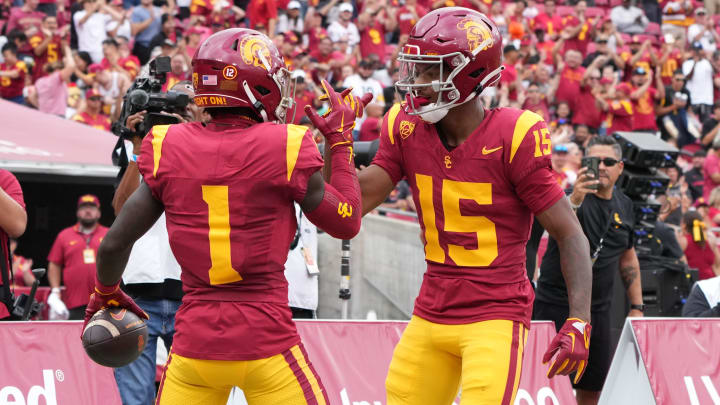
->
[[47, 288, 69, 320]]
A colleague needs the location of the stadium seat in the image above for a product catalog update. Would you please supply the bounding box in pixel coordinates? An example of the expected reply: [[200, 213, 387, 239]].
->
[[594, 0, 610, 7], [645, 22, 661, 36], [557, 5, 574, 16], [586, 7, 605, 18]]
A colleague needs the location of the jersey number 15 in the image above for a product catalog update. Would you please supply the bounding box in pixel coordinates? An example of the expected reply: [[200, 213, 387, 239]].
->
[[416, 174, 499, 267]]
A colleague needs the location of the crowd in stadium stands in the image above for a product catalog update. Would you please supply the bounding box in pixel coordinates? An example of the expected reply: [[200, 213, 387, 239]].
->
[[3, 0, 720, 271]]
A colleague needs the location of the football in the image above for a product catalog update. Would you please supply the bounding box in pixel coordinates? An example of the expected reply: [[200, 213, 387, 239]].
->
[[81, 307, 148, 368]]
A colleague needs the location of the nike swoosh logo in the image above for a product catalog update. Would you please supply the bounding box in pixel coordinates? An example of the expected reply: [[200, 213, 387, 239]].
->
[[482, 146, 503, 155]]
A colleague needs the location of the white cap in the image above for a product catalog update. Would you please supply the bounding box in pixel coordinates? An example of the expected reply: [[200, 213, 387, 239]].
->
[[287, 0, 301, 9], [339, 3, 353, 13], [291, 69, 306, 79]]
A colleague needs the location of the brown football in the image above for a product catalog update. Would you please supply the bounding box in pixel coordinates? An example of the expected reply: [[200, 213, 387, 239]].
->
[[81, 307, 148, 368]]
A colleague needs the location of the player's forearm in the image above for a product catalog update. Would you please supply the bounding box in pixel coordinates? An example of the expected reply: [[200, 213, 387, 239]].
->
[[306, 145, 362, 239], [96, 242, 133, 285], [557, 232, 593, 321]]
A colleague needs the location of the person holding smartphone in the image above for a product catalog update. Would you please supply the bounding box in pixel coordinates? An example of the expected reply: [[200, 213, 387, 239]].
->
[[534, 135, 644, 405]]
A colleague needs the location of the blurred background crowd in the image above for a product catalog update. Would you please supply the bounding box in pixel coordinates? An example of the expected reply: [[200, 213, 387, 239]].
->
[[4, 0, 720, 278]]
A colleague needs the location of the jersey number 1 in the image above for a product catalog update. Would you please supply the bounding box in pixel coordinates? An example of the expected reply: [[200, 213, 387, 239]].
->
[[202, 185, 243, 285], [416, 174, 498, 267]]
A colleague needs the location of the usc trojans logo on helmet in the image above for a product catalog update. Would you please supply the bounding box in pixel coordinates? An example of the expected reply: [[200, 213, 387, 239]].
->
[[456, 18, 494, 53], [240, 36, 272, 71]]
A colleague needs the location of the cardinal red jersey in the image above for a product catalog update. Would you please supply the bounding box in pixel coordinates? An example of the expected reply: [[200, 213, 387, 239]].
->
[[555, 65, 585, 105], [631, 85, 658, 130], [606, 99, 634, 134], [562, 15, 594, 56], [532, 12, 563, 37], [359, 20, 387, 63], [396, 4, 428, 36], [659, 48, 681, 86], [372, 105, 565, 327], [72, 112, 111, 131], [47, 224, 108, 309], [138, 121, 323, 361], [162, 71, 189, 92], [0, 169, 24, 319], [28, 32, 62, 81], [620, 47, 652, 79], [0, 61, 27, 99]]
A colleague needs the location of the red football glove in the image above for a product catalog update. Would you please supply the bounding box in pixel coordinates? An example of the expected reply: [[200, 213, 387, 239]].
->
[[542, 318, 591, 384], [82, 276, 148, 336], [305, 80, 373, 149]]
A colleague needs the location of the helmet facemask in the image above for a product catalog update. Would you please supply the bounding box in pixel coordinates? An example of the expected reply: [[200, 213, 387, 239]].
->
[[272, 66, 295, 123], [396, 42, 503, 123]]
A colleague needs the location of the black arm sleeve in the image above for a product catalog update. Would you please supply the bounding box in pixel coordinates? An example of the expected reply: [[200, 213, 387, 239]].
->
[[682, 285, 720, 317]]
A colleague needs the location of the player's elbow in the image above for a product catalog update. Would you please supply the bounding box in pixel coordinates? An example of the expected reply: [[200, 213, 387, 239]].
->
[[324, 217, 361, 240]]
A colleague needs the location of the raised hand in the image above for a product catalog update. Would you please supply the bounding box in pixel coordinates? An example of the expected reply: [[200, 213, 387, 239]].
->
[[304, 80, 372, 149]]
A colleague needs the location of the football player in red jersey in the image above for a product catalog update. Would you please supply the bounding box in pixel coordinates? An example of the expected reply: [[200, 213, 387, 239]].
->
[[330, 8, 593, 404], [82, 28, 371, 404]]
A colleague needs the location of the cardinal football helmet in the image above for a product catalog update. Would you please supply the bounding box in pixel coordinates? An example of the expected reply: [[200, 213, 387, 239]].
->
[[192, 28, 293, 122], [396, 7, 504, 123]]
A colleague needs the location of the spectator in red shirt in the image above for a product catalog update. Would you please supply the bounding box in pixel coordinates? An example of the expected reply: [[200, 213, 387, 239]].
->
[[357, 0, 396, 64], [0, 169, 26, 320], [358, 103, 384, 141], [680, 210, 720, 281], [522, 81, 550, 121], [247, 0, 278, 36], [0, 44, 28, 104], [500, 44, 521, 101], [561, 0, 594, 57], [573, 57, 606, 132], [629, 66, 662, 131], [162, 53, 189, 91], [47, 194, 109, 320], [29, 15, 64, 82], [553, 48, 585, 105], [72, 89, 112, 131], [621, 36, 655, 80], [396, 0, 427, 36], [6, 0, 45, 34], [533, 0, 563, 40], [599, 82, 635, 135]]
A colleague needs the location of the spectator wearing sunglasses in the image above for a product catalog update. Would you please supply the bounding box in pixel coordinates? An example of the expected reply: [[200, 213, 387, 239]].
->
[[535, 135, 643, 405]]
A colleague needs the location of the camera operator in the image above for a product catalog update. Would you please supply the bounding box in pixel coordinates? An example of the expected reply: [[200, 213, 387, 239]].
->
[[534, 136, 644, 405], [111, 80, 206, 405], [0, 169, 26, 320]]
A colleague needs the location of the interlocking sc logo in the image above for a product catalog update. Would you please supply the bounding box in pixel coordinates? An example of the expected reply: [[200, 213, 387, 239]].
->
[[338, 202, 353, 218]]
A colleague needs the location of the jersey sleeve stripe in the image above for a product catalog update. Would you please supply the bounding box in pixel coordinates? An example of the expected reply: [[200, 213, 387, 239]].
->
[[150, 125, 171, 177], [286, 124, 307, 181], [386, 103, 402, 145], [509, 110, 543, 164]]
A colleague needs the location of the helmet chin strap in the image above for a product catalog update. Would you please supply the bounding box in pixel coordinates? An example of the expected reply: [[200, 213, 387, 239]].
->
[[242, 80, 269, 122]]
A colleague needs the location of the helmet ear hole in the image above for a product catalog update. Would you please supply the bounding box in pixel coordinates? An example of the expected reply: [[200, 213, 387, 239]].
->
[[469, 68, 485, 78], [231, 39, 239, 51], [255, 85, 271, 96]]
